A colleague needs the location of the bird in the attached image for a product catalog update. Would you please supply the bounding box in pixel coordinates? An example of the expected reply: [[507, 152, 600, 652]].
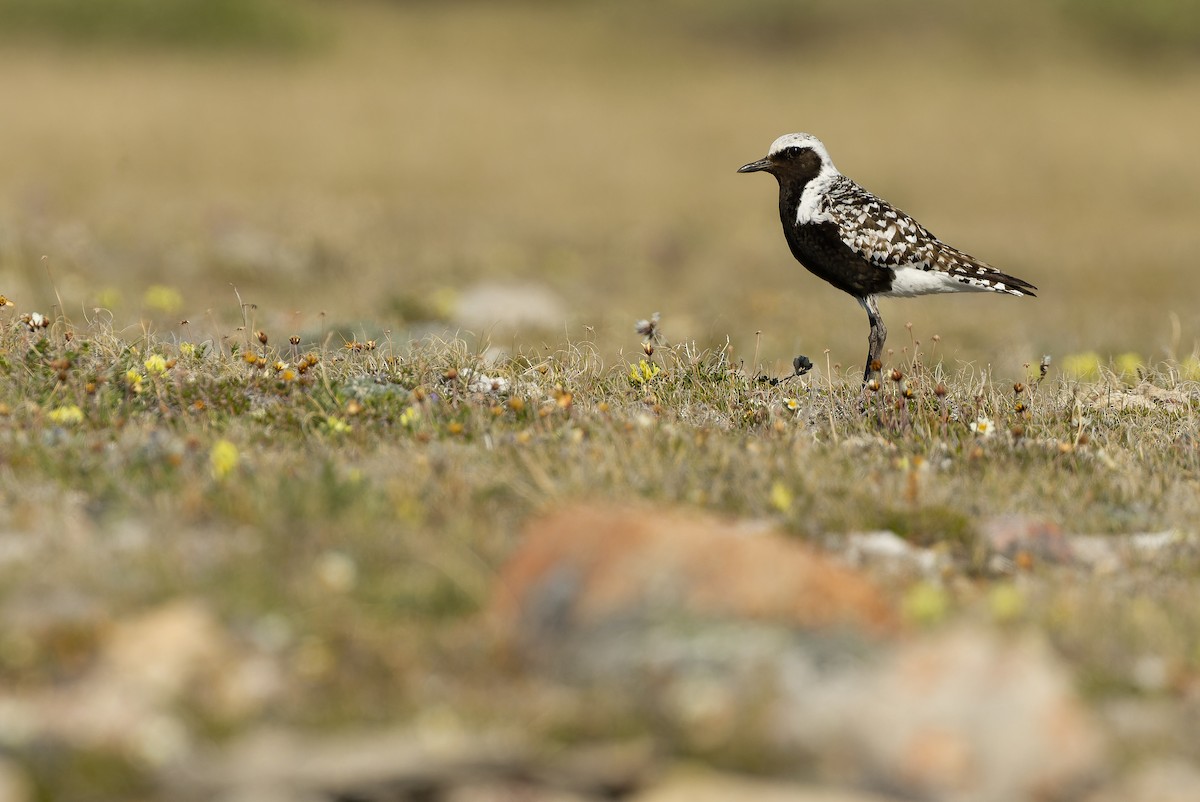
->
[[738, 133, 1036, 383]]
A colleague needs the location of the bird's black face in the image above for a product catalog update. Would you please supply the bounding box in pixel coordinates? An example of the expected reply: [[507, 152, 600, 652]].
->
[[738, 145, 823, 182]]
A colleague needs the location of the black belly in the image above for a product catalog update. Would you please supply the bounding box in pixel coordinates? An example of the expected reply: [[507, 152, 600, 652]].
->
[[782, 220, 895, 298]]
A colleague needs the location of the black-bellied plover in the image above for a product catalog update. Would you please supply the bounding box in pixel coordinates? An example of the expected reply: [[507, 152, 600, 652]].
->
[[738, 132, 1037, 382]]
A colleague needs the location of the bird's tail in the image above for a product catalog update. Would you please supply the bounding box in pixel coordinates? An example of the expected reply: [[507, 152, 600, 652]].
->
[[941, 245, 1037, 297], [976, 268, 1037, 298]]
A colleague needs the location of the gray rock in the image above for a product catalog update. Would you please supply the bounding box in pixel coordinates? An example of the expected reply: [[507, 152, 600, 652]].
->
[[453, 282, 566, 331]]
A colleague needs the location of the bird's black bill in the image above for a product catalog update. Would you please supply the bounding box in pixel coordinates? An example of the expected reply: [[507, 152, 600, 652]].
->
[[737, 158, 771, 174]]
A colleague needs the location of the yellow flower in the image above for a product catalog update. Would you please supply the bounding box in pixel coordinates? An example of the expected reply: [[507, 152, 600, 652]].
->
[[430, 286, 458, 319], [398, 405, 420, 428], [144, 354, 169, 375], [1113, 352, 1142, 379], [769, 481, 793, 513], [95, 287, 122, 310], [209, 439, 239, 480], [324, 415, 352, 434], [48, 404, 84, 425], [143, 285, 182, 314], [125, 368, 145, 393], [783, 397, 800, 412], [1061, 351, 1101, 380], [989, 583, 1025, 623], [628, 359, 661, 385], [179, 342, 196, 357], [902, 582, 949, 627]]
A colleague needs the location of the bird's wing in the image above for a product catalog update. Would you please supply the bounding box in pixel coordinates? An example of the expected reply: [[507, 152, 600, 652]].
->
[[819, 178, 1037, 295], [820, 178, 946, 271]]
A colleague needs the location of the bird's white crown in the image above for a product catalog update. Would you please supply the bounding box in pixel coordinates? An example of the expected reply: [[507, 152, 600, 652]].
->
[[767, 132, 837, 172]]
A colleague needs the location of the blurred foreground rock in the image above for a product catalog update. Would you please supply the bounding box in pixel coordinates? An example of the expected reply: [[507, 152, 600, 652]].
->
[[174, 731, 907, 802], [836, 627, 1104, 802], [173, 729, 653, 802], [489, 503, 1107, 802], [0, 599, 279, 765], [981, 515, 1197, 574], [0, 758, 31, 802], [835, 530, 947, 579], [630, 767, 896, 802], [982, 515, 1074, 566], [1086, 758, 1200, 802], [490, 503, 898, 641], [0, 507, 1136, 802]]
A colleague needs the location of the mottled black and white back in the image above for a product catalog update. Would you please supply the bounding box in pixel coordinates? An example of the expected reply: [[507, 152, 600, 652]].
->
[[738, 132, 1037, 381]]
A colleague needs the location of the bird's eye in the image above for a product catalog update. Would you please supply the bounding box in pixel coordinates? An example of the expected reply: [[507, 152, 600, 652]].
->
[[781, 146, 804, 160]]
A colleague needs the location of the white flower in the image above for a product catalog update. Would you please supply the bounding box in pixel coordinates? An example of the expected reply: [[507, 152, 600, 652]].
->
[[20, 311, 49, 331], [459, 368, 510, 395], [314, 551, 357, 592], [969, 417, 995, 437], [470, 374, 509, 394]]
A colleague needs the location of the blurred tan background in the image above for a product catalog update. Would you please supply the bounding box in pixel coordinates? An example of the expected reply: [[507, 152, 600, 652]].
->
[[1, 0, 1199, 375]]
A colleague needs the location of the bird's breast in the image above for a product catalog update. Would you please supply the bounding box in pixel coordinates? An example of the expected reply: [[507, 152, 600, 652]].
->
[[781, 220, 895, 298]]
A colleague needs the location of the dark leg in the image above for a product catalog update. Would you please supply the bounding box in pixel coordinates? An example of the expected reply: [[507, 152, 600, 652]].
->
[[857, 295, 886, 383]]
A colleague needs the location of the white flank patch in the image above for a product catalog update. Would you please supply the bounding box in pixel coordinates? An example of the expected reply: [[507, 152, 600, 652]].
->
[[883, 268, 990, 298]]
